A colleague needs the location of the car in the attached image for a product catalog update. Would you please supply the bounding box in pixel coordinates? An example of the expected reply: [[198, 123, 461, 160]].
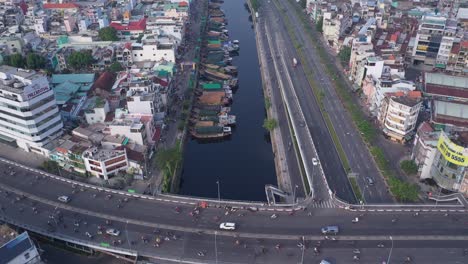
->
[[312, 158, 319, 166], [57, 196, 70, 203], [219, 222, 236, 230], [365, 177, 374, 186], [320, 260, 332, 264], [106, 229, 120, 236], [321, 225, 339, 235]]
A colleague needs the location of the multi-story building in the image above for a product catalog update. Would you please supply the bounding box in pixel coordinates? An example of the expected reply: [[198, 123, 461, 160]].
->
[[322, 12, 352, 50], [435, 19, 457, 69], [412, 122, 439, 180], [446, 39, 468, 75], [106, 117, 149, 146], [411, 14, 449, 67], [131, 35, 176, 63], [429, 131, 468, 194], [110, 17, 146, 40], [378, 92, 422, 143], [0, 66, 63, 155], [423, 72, 468, 128], [85, 97, 109, 125], [349, 41, 375, 87], [83, 145, 128, 179]]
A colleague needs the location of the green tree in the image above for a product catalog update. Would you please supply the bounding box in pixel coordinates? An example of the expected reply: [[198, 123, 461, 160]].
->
[[40, 160, 59, 174], [316, 16, 323, 33], [108, 61, 123, 72], [400, 160, 418, 175], [26, 53, 46, 69], [67, 50, 94, 69], [155, 145, 182, 177], [4, 54, 25, 68], [389, 177, 419, 202], [98, 27, 119, 41], [263, 118, 278, 131], [338, 46, 352, 67]]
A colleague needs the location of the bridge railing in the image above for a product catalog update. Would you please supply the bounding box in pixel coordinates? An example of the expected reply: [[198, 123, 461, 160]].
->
[[0, 214, 138, 256]]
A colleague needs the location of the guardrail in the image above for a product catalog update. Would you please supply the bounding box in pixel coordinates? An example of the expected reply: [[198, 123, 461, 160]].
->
[[0, 214, 138, 257]]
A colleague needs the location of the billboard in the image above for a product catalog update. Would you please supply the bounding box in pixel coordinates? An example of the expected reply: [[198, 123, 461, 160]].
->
[[437, 132, 468, 167]]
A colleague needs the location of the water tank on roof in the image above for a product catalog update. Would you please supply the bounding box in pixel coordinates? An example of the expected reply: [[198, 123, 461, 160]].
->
[[13, 82, 24, 88]]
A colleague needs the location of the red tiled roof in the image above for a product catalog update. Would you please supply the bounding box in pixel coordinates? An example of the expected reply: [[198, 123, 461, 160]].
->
[[152, 126, 161, 142], [179, 1, 188, 7], [389, 33, 398, 42], [426, 84, 468, 99], [462, 41, 468, 49], [110, 18, 146, 31], [418, 122, 433, 134], [451, 42, 461, 54], [43, 3, 80, 9], [92, 72, 116, 92]]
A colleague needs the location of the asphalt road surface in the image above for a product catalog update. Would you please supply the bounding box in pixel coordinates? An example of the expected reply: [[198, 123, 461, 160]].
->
[[267, 0, 393, 204], [0, 159, 468, 263]]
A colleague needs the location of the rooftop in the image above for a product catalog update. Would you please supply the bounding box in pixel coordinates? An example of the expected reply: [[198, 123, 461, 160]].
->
[[51, 74, 95, 85], [425, 73, 468, 90], [83, 146, 126, 161]]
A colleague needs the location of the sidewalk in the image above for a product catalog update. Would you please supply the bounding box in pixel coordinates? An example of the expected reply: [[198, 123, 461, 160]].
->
[[0, 144, 46, 169]]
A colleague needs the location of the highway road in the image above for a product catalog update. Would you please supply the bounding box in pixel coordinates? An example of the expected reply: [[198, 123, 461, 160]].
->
[[1, 159, 468, 263], [267, 0, 393, 204], [256, 0, 356, 203]]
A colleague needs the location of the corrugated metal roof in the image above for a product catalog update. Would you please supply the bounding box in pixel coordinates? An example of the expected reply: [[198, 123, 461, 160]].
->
[[425, 73, 468, 89], [51, 74, 95, 84]]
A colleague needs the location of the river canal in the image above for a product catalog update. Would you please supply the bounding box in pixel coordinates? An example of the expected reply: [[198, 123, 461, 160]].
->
[[179, 0, 276, 201]]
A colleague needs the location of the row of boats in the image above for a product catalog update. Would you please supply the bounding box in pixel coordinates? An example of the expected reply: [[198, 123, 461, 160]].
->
[[190, 0, 238, 139]]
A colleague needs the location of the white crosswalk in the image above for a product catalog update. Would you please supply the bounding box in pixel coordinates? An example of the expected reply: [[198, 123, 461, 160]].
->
[[309, 199, 335, 208]]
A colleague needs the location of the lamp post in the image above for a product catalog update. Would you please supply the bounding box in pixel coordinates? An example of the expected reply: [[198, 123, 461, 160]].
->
[[300, 236, 305, 264], [293, 184, 298, 204], [386, 236, 394, 264], [125, 220, 131, 248]]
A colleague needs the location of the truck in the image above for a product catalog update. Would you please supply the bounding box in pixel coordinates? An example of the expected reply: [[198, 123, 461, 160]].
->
[[293, 58, 298, 67]]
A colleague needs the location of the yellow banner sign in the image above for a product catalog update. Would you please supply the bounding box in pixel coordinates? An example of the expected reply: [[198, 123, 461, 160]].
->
[[437, 132, 468, 166]]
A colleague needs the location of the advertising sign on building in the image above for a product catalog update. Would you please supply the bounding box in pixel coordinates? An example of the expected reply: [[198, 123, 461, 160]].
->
[[23, 77, 50, 100], [437, 132, 468, 167]]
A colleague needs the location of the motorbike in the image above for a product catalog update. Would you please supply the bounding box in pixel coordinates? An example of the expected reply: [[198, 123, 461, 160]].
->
[[352, 217, 359, 223], [353, 249, 361, 254], [270, 214, 278, 219]]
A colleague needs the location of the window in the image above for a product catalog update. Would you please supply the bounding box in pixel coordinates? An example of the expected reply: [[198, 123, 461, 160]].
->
[[24, 252, 30, 259]]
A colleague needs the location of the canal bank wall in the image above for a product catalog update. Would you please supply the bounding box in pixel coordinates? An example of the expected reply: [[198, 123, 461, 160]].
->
[[247, 0, 294, 196]]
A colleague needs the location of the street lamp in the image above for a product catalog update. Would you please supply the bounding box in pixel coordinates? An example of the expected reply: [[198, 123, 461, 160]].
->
[[300, 236, 305, 264], [125, 220, 131, 248], [386, 236, 394, 264]]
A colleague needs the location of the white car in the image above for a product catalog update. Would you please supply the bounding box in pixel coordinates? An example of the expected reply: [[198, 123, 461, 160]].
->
[[312, 158, 319, 166], [219, 222, 236, 230], [57, 196, 70, 203], [106, 228, 121, 236]]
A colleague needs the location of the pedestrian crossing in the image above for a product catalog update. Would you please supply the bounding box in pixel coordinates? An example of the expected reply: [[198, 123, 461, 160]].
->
[[309, 199, 335, 208]]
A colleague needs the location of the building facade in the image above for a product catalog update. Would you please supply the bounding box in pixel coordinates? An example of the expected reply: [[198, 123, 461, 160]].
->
[[0, 66, 63, 155], [83, 146, 128, 179]]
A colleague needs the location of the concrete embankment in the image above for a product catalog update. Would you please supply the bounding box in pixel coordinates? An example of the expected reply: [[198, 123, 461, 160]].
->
[[247, 0, 295, 197]]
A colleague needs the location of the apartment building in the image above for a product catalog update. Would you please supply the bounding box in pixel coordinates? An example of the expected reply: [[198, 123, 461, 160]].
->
[[423, 72, 468, 128], [412, 15, 452, 67], [0, 66, 63, 155], [322, 12, 352, 50], [429, 131, 468, 194], [446, 39, 468, 75], [107, 117, 148, 146], [83, 145, 128, 179], [378, 92, 422, 143], [131, 35, 176, 63], [412, 122, 439, 180]]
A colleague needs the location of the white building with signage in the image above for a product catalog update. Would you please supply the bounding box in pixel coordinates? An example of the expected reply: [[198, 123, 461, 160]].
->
[[82, 145, 128, 180], [0, 66, 63, 155], [430, 131, 468, 195]]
